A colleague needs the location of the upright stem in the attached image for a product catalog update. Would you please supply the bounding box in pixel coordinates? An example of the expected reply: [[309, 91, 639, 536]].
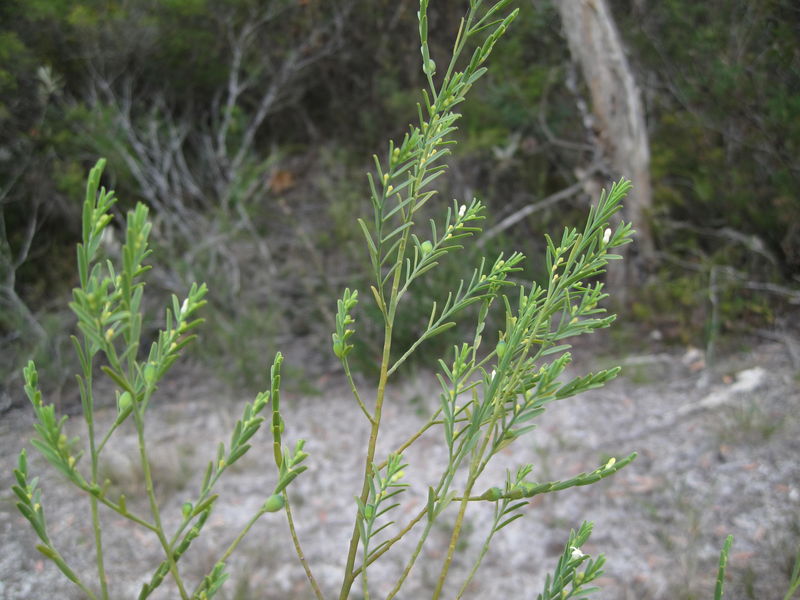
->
[[340, 96, 429, 596], [338, 320, 394, 600]]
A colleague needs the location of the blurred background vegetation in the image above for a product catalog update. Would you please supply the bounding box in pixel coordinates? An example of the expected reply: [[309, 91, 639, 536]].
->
[[1, 0, 798, 406]]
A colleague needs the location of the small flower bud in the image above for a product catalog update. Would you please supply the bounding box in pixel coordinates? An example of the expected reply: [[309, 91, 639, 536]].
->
[[420, 240, 433, 255], [602, 228, 612, 244], [570, 546, 586, 560], [496, 340, 507, 359], [263, 494, 285, 513], [458, 204, 466, 217], [484, 487, 503, 501]]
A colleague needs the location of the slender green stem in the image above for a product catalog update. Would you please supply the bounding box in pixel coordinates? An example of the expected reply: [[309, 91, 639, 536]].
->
[[432, 490, 471, 600], [385, 520, 436, 600], [284, 491, 325, 600], [351, 507, 427, 578], [83, 364, 110, 600], [385, 455, 466, 600], [51, 547, 99, 600], [132, 405, 189, 600], [433, 367, 506, 599], [343, 359, 374, 424], [218, 509, 266, 566], [374, 410, 441, 472], [361, 541, 371, 600], [89, 495, 108, 599], [785, 550, 800, 600], [456, 513, 501, 598], [338, 320, 395, 600], [92, 494, 158, 532]]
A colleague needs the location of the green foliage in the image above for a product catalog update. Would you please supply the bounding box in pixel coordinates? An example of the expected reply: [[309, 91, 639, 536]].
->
[[537, 522, 606, 600], [12, 3, 641, 598], [12, 2, 776, 599], [715, 535, 734, 600], [14, 159, 307, 599]]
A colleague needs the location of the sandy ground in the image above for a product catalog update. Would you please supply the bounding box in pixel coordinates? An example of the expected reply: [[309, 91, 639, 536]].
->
[[1, 338, 799, 600]]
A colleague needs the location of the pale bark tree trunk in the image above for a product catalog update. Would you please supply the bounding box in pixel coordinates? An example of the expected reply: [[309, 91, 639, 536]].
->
[[555, 0, 654, 293]]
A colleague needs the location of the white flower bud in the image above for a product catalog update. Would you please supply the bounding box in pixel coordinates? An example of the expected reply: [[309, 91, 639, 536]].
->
[[570, 546, 586, 560], [602, 228, 612, 244], [458, 204, 466, 217]]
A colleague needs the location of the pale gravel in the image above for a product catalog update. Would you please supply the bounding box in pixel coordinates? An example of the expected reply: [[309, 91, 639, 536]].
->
[[1, 339, 798, 599]]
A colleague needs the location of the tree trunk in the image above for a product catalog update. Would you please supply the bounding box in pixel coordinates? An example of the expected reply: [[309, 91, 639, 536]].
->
[[555, 0, 654, 293]]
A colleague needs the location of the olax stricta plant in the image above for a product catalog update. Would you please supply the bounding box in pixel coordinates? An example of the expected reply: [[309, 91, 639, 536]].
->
[[12, 1, 738, 599]]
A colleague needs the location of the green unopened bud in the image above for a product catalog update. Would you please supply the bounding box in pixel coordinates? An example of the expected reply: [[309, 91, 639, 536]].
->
[[144, 363, 157, 384], [263, 494, 285, 513], [483, 486, 503, 501], [182, 502, 193, 517], [333, 337, 346, 359], [364, 504, 375, 520], [496, 340, 507, 359], [420, 241, 433, 255], [118, 391, 132, 414]]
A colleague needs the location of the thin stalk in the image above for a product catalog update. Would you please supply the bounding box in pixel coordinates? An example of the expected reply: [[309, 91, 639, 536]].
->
[[432, 491, 471, 600], [455, 513, 501, 598], [96, 421, 122, 455], [361, 542, 371, 600], [385, 520, 436, 600], [375, 410, 441, 471], [132, 405, 189, 600], [343, 359, 374, 424], [217, 508, 265, 566], [83, 364, 109, 600], [440, 10, 475, 92], [433, 371, 506, 599], [385, 453, 466, 600], [351, 507, 427, 578], [284, 492, 325, 600], [92, 495, 157, 532]]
